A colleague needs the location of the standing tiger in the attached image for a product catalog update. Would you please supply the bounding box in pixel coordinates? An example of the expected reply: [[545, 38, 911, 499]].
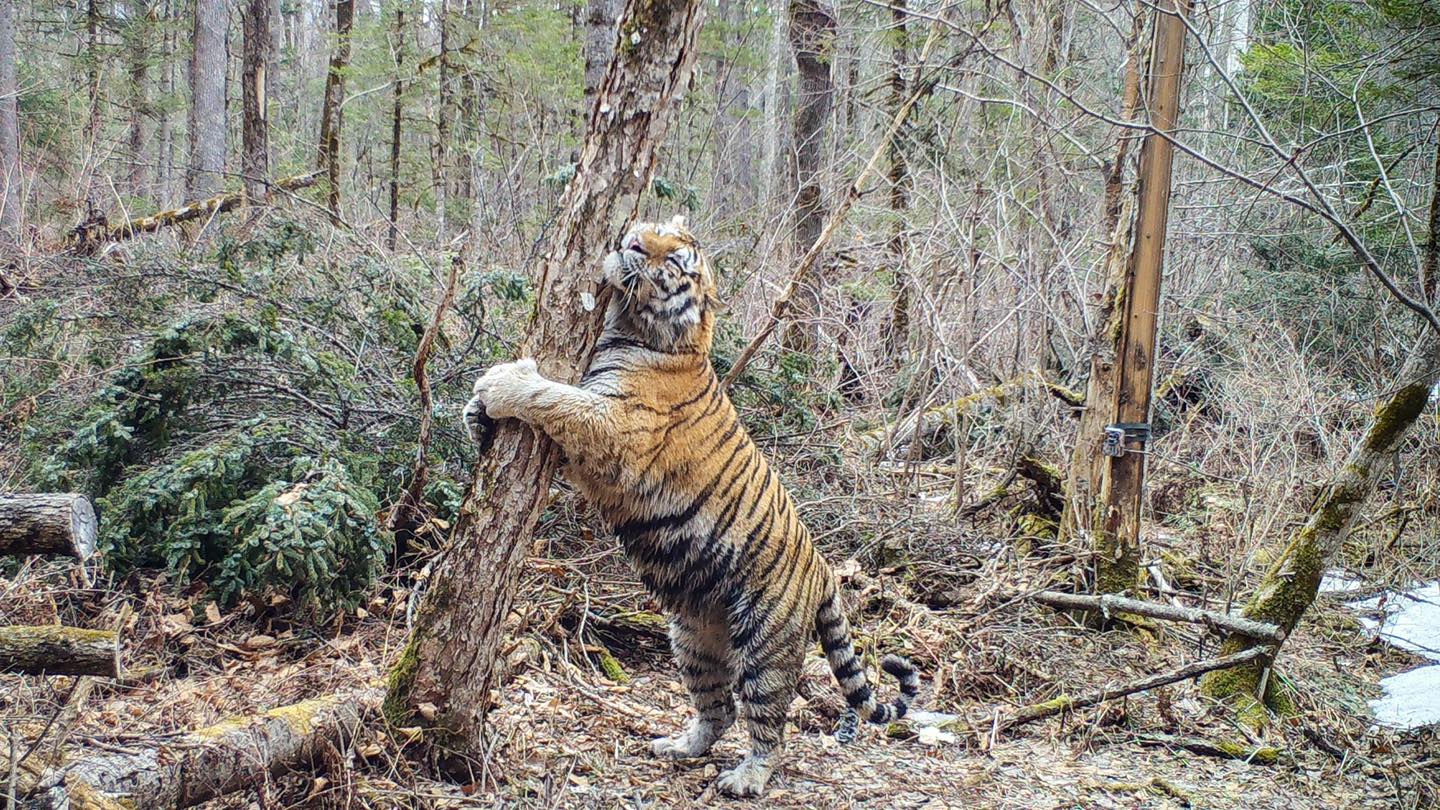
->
[[463, 216, 920, 797]]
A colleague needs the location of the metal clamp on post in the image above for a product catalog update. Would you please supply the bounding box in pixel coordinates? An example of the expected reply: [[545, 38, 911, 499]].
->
[[1102, 422, 1151, 458]]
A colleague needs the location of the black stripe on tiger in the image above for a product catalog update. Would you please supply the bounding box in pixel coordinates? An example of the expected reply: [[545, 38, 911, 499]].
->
[[814, 594, 920, 743]]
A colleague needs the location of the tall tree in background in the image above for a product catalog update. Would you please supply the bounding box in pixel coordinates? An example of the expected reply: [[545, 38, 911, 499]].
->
[[384, 0, 706, 746], [241, 0, 272, 201], [187, 0, 228, 198], [883, 0, 911, 362], [434, 0, 453, 237], [0, 0, 19, 238], [123, 2, 151, 200], [317, 0, 353, 222], [781, 0, 836, 354], [387, 5, 405, 251]]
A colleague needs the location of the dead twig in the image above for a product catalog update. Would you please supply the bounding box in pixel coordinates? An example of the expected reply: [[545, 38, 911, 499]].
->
[[1031, 590, 1286, 643]]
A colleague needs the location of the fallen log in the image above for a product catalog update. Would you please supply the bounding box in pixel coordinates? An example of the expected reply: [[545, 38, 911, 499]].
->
[[22, 690, 380, 809], [0, 494, 98, 560], [997, 645, 1272, 733], [69, 172, 320, 252], [1032, 590, 1286, 643], [0, 626, 120, 677], [1130, 732, 1281, 765]]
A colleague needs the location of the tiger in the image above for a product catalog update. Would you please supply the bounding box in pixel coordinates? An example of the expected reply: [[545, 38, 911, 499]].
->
[[463, 215, 920, 797]]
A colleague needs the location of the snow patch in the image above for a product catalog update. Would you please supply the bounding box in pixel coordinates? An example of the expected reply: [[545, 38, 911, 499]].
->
[[1336, 576, 1440, 730]]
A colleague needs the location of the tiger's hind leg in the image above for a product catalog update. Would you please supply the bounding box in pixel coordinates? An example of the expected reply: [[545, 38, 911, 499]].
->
[[716, 627, 807, 797], [651, 611, 737, 759]]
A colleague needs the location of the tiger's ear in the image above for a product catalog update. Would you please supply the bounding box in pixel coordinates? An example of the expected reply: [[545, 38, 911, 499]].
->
[[669, 213, 688, 232]]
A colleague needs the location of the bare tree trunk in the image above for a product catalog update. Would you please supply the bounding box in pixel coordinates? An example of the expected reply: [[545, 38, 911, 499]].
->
[[0, 494, 98, 560], [83, 0, 103, 216], [156, 0, 176, 202], [241, 0, 271, 201], [434, 0, 454, 239], [387, 6, 405, 250], [1201, 137, 1440, 724], [781, 0, 836, 355], [384, 0, 706, 746], [316, 0, 353, 222], [0, 0, 19, 238], [125, 3, 150, 200], [0, 625, 120, 677], [882, 0, 910, 364], [187, 0, 228, 199]]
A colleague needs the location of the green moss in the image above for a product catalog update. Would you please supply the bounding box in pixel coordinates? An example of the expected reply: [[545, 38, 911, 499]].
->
[[382, 638, 422, 728], [1364, 384, 1431, 452], [594, 647, 629, 682]]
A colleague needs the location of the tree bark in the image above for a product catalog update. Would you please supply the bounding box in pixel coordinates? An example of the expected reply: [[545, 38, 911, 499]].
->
[[0, 625, 119, 677], [22, 691, 378, 809], [434, 0, 454, 238], [781, 0, 837, 355], [384, 0, 706, 745], [316, 0, 353, 222], [240, 0, 271, 202], [0, 494, 98, 560], [187, 0, 228, 199], [0, 0, 19, 238], [582, 0, 619, 114]]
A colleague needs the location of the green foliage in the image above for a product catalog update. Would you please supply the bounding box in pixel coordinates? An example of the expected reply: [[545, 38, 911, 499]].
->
[[97, 419, 389, 610]]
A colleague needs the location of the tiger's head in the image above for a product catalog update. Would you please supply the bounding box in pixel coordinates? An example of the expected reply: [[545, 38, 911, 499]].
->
[[602, 215, 719, 353]]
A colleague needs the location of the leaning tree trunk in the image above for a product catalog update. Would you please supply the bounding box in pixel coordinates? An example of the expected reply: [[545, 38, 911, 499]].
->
[[187, 0, 228, 199], [0, 494, 98, 559], [1200, 150, 1440, 722], [780, 0, 836, 355], [241, 0, 272, 202], [384, 0, 706, 745], [316, 0, 353, 223]]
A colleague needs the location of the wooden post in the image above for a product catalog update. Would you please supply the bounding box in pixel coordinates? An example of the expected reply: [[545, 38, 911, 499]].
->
[[1089, 0, 1191, 595], [0, 494, 98, 560]]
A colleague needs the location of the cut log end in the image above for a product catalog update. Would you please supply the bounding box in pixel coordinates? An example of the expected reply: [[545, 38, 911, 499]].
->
[[0, 625, 120, 678], [0, 493, 99, 560]]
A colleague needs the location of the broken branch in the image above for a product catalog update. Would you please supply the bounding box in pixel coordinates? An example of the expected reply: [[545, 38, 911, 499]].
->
[[1032, 590, 1286, 643]]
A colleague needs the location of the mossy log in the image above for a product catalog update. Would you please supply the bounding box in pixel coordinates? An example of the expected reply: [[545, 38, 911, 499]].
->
[[22, 690, 379, 809], [1201, 331, 1440, 725], [0, 625, 119, 677], [68, 172, 320, 252], [0, 493, 97, 560]]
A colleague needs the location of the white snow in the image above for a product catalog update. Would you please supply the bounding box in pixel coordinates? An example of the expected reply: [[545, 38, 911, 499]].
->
[[1339, 577, 1440, 729]]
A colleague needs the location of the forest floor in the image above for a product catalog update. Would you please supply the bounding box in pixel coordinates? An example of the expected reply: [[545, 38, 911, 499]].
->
[[6, 502, 1436, 809]]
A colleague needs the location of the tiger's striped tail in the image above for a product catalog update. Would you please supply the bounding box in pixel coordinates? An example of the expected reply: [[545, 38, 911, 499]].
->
[[815, 592, 921, 744]]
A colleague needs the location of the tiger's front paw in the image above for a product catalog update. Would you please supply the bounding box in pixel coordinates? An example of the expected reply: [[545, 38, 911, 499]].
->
[[469, 358, 542, 420]]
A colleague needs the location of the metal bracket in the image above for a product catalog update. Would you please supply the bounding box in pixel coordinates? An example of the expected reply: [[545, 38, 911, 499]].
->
[[1102, 422, 1151, 458]]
